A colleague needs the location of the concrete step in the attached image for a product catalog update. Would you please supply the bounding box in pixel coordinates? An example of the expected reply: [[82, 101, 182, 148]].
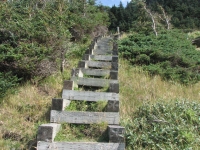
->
[[62, 90, 119, 101], [93, 50, 113, 55], [50, 111, 119, 124], [37, 142, 125, 150], [83, 54, 113, 62], [73, 68, 110, 77], [70, 77, 118, 88], [59, 90, 119, 112], [78, 60, 111, 69], [71, 68, 118, 79]]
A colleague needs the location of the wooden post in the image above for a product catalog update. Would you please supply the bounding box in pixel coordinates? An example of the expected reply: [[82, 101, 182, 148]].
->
[[63, 80, 77, 90], [109, 83, 119, 93], [37, 123, 61, 142], [60, 49, 66, 73], [117, 27, 120, 35], [108, 125, 125, 143], [112, 56, 118, 63], [110, 71, 118, 80], [111, 62, 118, 71], [106, 100, 119, 112], [113, 42, 118, 55], [51, 98, 71, 111]]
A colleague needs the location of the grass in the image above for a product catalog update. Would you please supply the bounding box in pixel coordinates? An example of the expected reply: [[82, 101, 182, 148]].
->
[[65, 100, 107, 112], [0, 56, 80, 149], [119, 58, 200, 120], [119, 58, 200, 150], [54, 122, 108, 142], [124, 101, 200, 150], [0, 36, 199, 149]]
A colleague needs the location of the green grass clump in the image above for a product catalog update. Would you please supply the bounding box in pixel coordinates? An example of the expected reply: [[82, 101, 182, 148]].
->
[[65, 101, 107, 112], [123, 101, 200, 150], [55, 123, 108, 142], [119, 30, 200, 85]]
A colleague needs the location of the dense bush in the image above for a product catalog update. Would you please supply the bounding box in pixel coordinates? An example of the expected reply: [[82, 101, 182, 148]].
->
[[119, 30, 200, 84], [0, 72, 19, 99], [124, 101, 200, 150], [0, 0, 109, 98]]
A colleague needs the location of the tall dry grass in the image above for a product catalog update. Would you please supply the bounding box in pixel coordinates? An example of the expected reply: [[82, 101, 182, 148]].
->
[[0, 58, 79, 149], [119, 59, 200, 120]]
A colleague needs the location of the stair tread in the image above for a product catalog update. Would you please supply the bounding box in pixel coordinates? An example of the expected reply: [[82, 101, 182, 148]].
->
[[62, 90, 119, 101], [37, 141, 125, 150], [50, 110, 119, 124], [71, 77, 118, 87]]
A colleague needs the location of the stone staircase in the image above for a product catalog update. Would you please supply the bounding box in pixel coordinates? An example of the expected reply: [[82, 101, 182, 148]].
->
[[36, 36, 125, 150]]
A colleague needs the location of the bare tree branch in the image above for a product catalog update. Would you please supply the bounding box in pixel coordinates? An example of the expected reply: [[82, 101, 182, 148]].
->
[[143, 4, 158, 36], [158, 5, 171, 30]]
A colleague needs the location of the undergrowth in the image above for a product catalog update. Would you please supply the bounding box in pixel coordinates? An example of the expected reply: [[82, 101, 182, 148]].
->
[[119, 58, 200, 150], [119, 29, 200, 85], [123, 101, 200, 150], [55, 123, 108, 142], [65, 101, 107, 112], [0, 46, 82, 149]]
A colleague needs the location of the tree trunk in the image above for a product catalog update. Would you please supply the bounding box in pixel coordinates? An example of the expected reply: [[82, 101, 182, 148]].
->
[[144, 5, 158, 36]]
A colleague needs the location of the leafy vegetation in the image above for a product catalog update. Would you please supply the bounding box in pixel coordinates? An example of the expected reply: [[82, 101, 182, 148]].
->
[[55, 123, 108, 142], [0, 72, 19, 98], [123, 101, 200, 150], [146, 0, 200, 29], [119, 59, 200, 150], [65, 100, 107, 112], [119, 30, 200, 84], [0, 0, 109, 99]]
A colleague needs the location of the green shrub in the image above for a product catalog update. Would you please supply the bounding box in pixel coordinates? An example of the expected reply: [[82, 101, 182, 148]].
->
[[119, 30, 200, 84], [135, 54, 150, 65], [123, 101, 200, 150], [0, 72, 19, 100]]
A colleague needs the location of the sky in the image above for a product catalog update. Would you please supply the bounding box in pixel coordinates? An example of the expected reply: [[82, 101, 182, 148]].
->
[[97, 0, 131, 7]]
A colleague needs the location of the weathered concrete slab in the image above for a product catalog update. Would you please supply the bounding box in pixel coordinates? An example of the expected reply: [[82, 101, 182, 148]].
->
[[83, 54, 114, 62], [72, 68, 117, 79], [90, 55, 113, 61], [70, 77, 118, 87], [93, 50, 113, 55], [78, 60, 116, 69], [51, 99, 71, 111], [79, 60, 114, 69], [50, 111, 119, 124], [37, 123, 61, 142], [81, 68, 110, 77], [87, 61, 111, 69], [72, 68, 109, 77], [62, 90, 119, 101], [108, 125, 125, 143], [37, 142, 125, 150]]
